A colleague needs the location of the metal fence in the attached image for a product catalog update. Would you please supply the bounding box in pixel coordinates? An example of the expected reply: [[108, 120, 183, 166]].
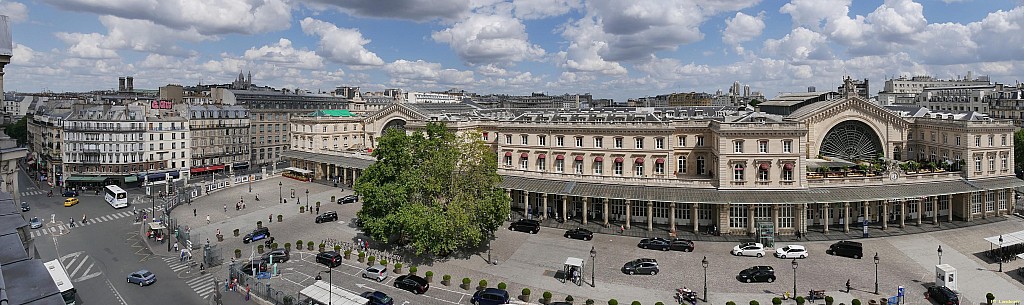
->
[[320, 238, 403, 264], [226, 264, 296, 305]]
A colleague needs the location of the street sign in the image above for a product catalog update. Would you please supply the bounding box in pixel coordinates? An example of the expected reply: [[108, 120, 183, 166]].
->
[[897, 286, 904, 297]]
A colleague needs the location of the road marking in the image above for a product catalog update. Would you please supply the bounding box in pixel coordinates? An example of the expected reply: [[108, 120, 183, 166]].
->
[[59, 251, 103, 282], [106, 279, 128, 305]]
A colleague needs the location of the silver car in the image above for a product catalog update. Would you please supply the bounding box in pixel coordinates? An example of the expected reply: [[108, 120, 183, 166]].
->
[[29, 217, 42, 229], [361, 264, 388, 282]]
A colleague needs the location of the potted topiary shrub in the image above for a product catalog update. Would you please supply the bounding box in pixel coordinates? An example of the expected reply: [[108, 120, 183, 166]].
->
[[751, 301, 760, 305], [825, 296, 834, 305], [331, 195, 336, 203], [986, 293, 995, 305], [234, 249, 241, 258], [299, 206, 305, 213], [852, 299, 861, 305], [306, 241, 314, 251], [284, 243, 291, 252], [565, 295, 574, 303], [270, 242, 278, 249], [409, 266, 417, 275], [425, 270, 433, 282], [257, 245, 264, 254], [773, 297, 782, 305], [727, 302, 737, 305], [257, 221, 263, 228], [394, 263, 403, 274], [542, 291, 552, 303], [655, 303, 664, 305], [318, 243, 325, 253], [795, 297, 805, 305], [343, 249, 351, 259], [521, 288, 531, 302], [367, 255, 376, 266], [334, 245, 341, 253], [233, 229, 239, 237], [630, 301, 640, 305], [379, 259, 388, 269], [277, 215, 283, 222], [442, 274, 451, 286], [296, 240, 303, 250], [586, 300, 595, 305], [497, 282, 507, 290], [608, 300, 618, 305], [461, 277, 470, 290], [358, 252, 365, 262], [283, 295, 294, 305], [478, 279, 488, 290], [316, 201, 321, 208]]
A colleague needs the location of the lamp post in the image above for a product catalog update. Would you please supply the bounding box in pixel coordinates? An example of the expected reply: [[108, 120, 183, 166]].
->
[[937, 245, 943, 265], [791, 259, 798, 297], [589, 246, 596, 288], [248, 174, 252, 193], [701, 256, 709, 302], [873, 252, 880, 294], [279, 181, 282, 203], [315, 270, 332, 305], [999, 235, 1004, 272], [305, 189, 310, 211]]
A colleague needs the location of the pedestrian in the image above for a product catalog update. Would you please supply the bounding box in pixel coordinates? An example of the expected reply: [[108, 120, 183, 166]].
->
[[216, 228, 221, 237], [206, 214, 211, 224], [200, 263, 205, 271], [174, 242, 179, 252], [224, 204, 227, 213], [269, 214, 272, 223], [242, 202, 246, 209], [245, 284, 250, 301], [364, 240, 369, 251], [357, 238, 362, 250], [193, 208, 197, 217], [315, 206, 319, 214], [619, 225, 624, 234], [846, 279, 851, 292], [69, 217, 75, 227]]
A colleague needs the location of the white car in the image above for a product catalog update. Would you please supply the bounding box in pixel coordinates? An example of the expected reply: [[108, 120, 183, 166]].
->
[[775, 245, 808, 259], [731, 242, 765, 257], [361, 264, 388, 282]]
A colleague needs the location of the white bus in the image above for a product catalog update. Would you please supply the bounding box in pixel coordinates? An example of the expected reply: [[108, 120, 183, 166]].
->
[[104, 185, 128, 209], [44, 259, 78, 305]]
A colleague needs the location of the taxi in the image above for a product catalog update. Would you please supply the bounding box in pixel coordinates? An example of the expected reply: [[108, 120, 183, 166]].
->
[[63, 197, 79, 207]]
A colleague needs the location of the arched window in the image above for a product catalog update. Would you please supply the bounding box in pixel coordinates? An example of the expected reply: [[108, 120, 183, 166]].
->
[[733, 163, 745, 181]]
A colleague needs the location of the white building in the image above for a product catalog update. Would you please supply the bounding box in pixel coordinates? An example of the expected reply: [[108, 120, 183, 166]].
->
[[878, 74, 991, 105], [404, 91, 461, 104]]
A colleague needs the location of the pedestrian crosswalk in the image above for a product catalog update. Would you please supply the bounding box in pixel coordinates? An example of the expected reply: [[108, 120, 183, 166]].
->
[[21, 190, 47, 196], [160, 256, 215, 300], [28, 208, 154, 238]]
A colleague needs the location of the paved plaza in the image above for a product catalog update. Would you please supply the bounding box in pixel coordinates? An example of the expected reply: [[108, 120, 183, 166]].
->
[[164, 176, 1024, 305]]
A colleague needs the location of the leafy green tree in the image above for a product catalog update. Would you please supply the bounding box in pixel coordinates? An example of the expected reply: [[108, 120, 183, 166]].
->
[[1015, 129, 1024, 173], [356, 122, 510, 255], [3, 115, 29, 146]]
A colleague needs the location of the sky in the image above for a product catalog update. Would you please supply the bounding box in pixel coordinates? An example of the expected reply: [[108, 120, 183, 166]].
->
[[2, 0, 1024, 102]]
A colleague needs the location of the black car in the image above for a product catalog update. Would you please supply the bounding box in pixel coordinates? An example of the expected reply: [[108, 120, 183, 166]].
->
[[638, 238, 671, 251], [260, 248, 289, 263], [20, 201, 29, 212], [338, 195, 358, 204], [393, 274, 429, 294], [737, 266, 776, 283], [471, 288, 510, 305], [315, 211, 338, 223], [62, 189, 78, 197], [509, 219, 540, 234], [670, 239, 695, 252], [361, 291, 394, 305], [926, 286, 960, 305], [826, 240, 863, 259], [621, 258, 659, 275], [315, 251, 342, 268], [564, 227, 593, 240], [243, 227, 270, 244]]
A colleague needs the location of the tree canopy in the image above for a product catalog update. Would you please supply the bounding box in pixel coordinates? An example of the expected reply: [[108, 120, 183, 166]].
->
[[1015, 129, 1024, 174], [3, 115, 28, 146], [354, 122, 509, 256]]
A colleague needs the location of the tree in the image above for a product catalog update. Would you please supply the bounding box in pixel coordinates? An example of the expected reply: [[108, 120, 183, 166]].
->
[[1015, 129, 1024, 174], [355, 122, 510, 256], [3, 115, 29, 146]]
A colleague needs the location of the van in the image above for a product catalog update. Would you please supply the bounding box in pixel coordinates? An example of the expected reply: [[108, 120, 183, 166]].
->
[[826, 240, 863, 259]]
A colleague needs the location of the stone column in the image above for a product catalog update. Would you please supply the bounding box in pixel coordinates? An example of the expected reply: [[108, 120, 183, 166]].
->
[[625, 200, 632, 229], [881, 201, 889, 230], [669, 202, 677, 234], [916, 199, 923, 226], [747, 205, 755, 235], [899, 200, 906, 228], [342, 168, 347, 185], [646, 201, 654, 231], [932, 197, 939, 225], [843, 202, 851, 233], [542, 194, 549, 220], [948, 195, 954, 223], [863, 201, 870, 225], [691, 203, 699, 233], [582, 197, 589, 225], [603, 198, 609, 226], [822, 203, 830, 233], [563, 196, 569, 223], [506, 189, 513, 214], [771, 205, 780, 233], [798, 203, 807, 236], [981, 191, 987, 219]]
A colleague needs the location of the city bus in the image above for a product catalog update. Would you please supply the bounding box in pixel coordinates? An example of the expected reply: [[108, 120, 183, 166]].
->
[[44, 259, 77, 305], [104, 185, 128, 209]]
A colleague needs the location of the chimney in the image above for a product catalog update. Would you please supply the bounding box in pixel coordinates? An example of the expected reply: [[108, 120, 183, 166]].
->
[[126, 76, 134, 92], [119, 77, 126, 92]]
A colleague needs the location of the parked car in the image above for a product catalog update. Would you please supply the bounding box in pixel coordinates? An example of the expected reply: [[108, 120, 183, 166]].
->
[[20, 201, 29, 212], [470, 288, 510, 305], [731, 242, 766, 257], [127, 269, 156, 286], [338, 195, 358, 204], [361, 291, 394, 305], [669, 238, 695, 252], [63, 198, 79, 207], [393, 274, 429, 294], [826, 240, 863, 259], [564, 227, 593, 240], [260, 248, 289, 263], [638, 237, 671, 251], [29, 217, 42, 229], [621, 258, 659, 275], [62, 189, 78, 197], [315, 251, 342, 268], [926, 285, 960, 305], [775, 245, 809, 259], [315, 211, 338, 223], [508, 219, 540, 234], [240, 260, 269, 275], [243, 227, 270, 244], [361, 264, 388, 282], [737, 266, 776, 283]]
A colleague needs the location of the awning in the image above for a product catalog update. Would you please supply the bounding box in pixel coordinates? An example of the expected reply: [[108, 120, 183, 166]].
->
[[555, 155, 565, 160], [300, 281, 369, 305], [984, 230, 1024, 248], [594, 156, 603, 162], [784, 163, 794, 170], [147, 222, 167, 231], [614, 157, 623, 163], [655, 158, 665, 164], [520, 153, 529, 158], [65, 176, 107, 183], [574, 155, 584, 161], [504, 152, 512, 157], [280, 150, 376, 170], [635, 157, 644, 164], [538, 154, 546, 159], [124, 175, 138, 183], [284, 167, 313, 174], [760, 163, 770, 170]]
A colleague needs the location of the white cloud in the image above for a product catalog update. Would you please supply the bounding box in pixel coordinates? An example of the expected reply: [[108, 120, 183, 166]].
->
[[384, 59, 474, 87], [511, 0, 581, 19], [300, 18, 384, 66], [634, 57, 712, 81], [10, 43, 35, 65], [779, 0, 852, 30], [864, 0, 927, 44], [0, 1, 28, 23], [556, 17, 626, 75], [56, 16, 210, 58], [300, 0, 470, 21], [39, 0, 292, 35], [762, 27, 832, 61], [244, 38, 324, 70], [55, 32, 119, 59], [723, 12, 766, 45], [431, 13, 545, 65]]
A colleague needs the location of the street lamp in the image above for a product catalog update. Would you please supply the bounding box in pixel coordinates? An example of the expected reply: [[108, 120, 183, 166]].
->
[[999, 235, 1004, 272], [315, 270, 332, 305], [248, 174, 252, 193], [589, 246, 596, 288], [305, 189, 310, 210], [701, 256, 709, 302], [791, 259, 798, 297], [279, 181, 283, 203], [937, 245, 943, 265], [873, 252, 880, 294]]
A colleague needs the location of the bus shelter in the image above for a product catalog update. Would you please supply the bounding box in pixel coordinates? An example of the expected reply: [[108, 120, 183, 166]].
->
[[562, 257, 584, 286]]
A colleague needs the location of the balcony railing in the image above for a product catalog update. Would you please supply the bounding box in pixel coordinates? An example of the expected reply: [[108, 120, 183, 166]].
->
[[498, 168, 715, 187], [806, 170, 961, 187], [63, 126, 146, 132], [191, 123, 249, 130]]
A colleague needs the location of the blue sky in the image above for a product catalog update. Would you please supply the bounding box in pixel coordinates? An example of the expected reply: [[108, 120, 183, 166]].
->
[[2, 0, 1023, 101]]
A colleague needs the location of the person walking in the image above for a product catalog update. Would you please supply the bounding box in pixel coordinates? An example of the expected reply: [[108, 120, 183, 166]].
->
[[206, 214, 211, 224], [82, 213, 87, 224], [69, 217, 75, 227], [224, 204, 227, 213], [174, 242, 179, 252], [315, 206, 319, 215], [193, 208, 197, 217], [245, 284, 250, 301], [846, 279, 851, 293]]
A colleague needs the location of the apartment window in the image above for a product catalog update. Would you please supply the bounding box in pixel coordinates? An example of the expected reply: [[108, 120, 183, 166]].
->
[[556, 136, 564, 147], [634, 137, 644, 149], [678, 136, 686, 147], [758, 140, 768, 153], [931, 132, 936, 142], [614, 160, 623, 176], [594, 137, 603, 148], [783, 140, 792, 153], [537, 158, 546, 171], [505, 135, 512, 145], [575, 137, 583, 147], [734, 141, 743, 153], [908, 133, 912, 140], [655, 138, 664, 149], [729, 205, 748, 229], [989, 135, 994, 146], [758, 166, 769, 181], [538, 135, 546, 146], [655, 161, 665, 175], [971, 192, 982, 214], [733, 163, 745, 181], [782, 165, 794, 181], [943, 134, 948, 144], [555, 159, 564, 172], [988, 155, 995, 171], [520, 157, 528, 169], [1002, 135, 1008, 146], [614, 138, 623, 148], [634, 161, 644, 176], [975, 155, 982, 171], [574, 160, 583, 174], [504, 155, 512, 166], [697, 156, 705, 174], [520, 135, 528, 145], [696, 136, 704, 147], [999, 191, 1008, 210], [677, 156, 686, 174], [1001, 155, 1008, 170], [975, 135, 981, 147], [593, 161, 602, 175]]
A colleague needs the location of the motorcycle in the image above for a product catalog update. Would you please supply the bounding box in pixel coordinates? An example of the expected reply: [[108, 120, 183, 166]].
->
[[675, 288, 697, 305]]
